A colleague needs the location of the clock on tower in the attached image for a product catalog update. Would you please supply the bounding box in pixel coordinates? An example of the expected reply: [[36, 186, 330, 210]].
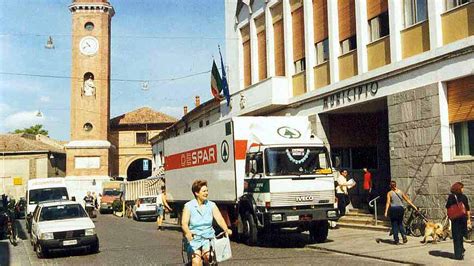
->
[[65, 0, 115, 180]]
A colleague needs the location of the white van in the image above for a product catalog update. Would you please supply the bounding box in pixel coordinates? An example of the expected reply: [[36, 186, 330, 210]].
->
[[26, 178, 69, 232]]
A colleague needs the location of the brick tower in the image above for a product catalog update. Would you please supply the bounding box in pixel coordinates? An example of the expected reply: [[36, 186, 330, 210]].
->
[[65, 0, 115, 182]]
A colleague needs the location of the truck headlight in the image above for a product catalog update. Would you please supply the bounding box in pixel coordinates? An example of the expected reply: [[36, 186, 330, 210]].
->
[[327, 210, 337, 218], [85, 228, 96, 236], [40, 232, 54, 240], [271, 214, 282, 221]]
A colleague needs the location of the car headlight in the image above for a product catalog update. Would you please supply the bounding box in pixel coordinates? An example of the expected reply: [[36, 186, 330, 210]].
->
[[85, 228, 96, 236], [40, 232, 54, 240], [327, 210, 338, 218]]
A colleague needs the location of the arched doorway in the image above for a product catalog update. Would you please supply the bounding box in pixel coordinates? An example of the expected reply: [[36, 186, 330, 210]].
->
[[126, 158, 152, 181]]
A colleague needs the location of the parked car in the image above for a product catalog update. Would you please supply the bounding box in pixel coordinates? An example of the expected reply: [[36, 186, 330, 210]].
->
[[15, 197, 27, 219], [132, 196, 157, 221], [30, 200, 99, 258]]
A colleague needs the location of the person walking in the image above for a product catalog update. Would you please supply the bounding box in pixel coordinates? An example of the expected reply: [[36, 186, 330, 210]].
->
[[83, 191, 95, 217], [335, 169, 355, 216], [156, 187, 172, 231], [182, 179, 232, 265], [446, 182, 471, 260], [384, 181, 417, 245], [363, 168, 373, 212]]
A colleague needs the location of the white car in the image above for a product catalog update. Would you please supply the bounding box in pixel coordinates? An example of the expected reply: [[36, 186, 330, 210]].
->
[[30, 200, 99, 258], [132, 196, 158, 221]]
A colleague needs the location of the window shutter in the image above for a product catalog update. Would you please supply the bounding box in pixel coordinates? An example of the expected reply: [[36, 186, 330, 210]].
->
[[272, 3, 285, 76], [338, 0, 356, 41], [241, 25, 251, 87], [367, 0, 388, 20], [292, 7, 305, 61], [256, 15, 267, 81], [448, 76, 474, 123], [313, 0, 328, 43]]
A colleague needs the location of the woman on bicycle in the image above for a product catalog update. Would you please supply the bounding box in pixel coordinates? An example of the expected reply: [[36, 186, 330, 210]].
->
[[446, 182, 471, 260], [182, 179, 232, 265], [384, 181, 417, 245]]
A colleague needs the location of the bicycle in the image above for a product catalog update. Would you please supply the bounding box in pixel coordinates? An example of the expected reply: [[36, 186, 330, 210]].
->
[[1, 211, 18, 246], [404, 206, 428, 237]]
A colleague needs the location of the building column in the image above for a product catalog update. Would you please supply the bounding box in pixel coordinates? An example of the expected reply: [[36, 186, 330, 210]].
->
[[428, 0, 443, 49], [303, 0, 315, 91], [327, 0, 339, 84], [265, 4, 275, 77], [388, 0, 402, 62], [355, 0, 368, 74], [282, 0, 294, 78], [250, 17, 259, 84]]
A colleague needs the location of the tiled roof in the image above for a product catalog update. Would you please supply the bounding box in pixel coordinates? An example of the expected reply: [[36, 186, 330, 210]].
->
[[0, 134, 65, 153], [110, 107, 177, 126]]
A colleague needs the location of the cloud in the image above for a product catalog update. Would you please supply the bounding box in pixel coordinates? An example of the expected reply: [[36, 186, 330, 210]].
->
[[39, 96, 50, 103], [3, 110, 45, 131], [158, 106, 183, 120]]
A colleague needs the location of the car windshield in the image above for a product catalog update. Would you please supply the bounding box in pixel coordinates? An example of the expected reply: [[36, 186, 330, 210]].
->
[[39, 204, 88, 221], [139, 197, 156, 204], [265, 147, 330, 176], [29, 188, 68, 204], [103, 190, 121, 196]]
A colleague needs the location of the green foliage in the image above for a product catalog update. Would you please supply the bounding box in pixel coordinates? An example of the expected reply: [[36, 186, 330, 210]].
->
[[12, 124, 49, 136], [112, 199, 123, 212]]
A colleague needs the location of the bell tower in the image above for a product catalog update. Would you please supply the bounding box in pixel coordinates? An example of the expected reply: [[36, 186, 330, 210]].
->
[[65, 0, 114, 178]]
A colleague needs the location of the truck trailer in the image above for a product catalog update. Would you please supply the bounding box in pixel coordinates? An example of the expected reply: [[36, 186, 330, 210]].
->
[[157, 116, 338, 245]]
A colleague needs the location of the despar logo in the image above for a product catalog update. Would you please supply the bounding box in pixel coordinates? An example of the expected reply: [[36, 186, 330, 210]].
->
[[165, 145, 217, 170], [295, 195, 314, 202], [277, 126, 301, 139]]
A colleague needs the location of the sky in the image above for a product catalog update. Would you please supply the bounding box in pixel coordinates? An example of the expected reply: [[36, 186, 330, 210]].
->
[[0, 0, 229, 141]]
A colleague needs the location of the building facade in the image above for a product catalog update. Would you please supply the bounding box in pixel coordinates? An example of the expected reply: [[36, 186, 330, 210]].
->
[[225, 0, 474, 217]]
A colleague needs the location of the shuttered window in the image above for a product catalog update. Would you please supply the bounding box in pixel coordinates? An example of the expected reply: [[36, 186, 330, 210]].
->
[[338, 0, 356, 41], [272, 3, 285, 76], [448, 76, 474, 123], [367, 0, 388, 20], [256, 15, 267, 81], [313, 0, 328, 43], [241, 25, 251, 87], [292, 6, 305, 61]]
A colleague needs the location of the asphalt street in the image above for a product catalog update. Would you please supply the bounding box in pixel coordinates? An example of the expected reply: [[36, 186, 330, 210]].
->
[[1, 214, 402, 265]]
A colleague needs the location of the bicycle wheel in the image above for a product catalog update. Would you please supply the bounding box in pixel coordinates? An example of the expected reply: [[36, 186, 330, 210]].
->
[[8, 224, 17, 246], [409, 216, 425, 237]]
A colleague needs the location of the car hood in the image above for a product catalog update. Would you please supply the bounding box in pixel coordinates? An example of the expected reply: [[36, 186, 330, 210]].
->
[[38, 218, 95, 232]]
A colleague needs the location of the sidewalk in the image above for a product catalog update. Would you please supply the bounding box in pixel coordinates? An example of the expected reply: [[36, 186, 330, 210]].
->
[[307, 227, 473, 265]]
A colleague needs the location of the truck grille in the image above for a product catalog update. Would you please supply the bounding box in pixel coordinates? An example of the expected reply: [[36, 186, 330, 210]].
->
[[53, 230, 85, 240], [270, 191, 334, 207]]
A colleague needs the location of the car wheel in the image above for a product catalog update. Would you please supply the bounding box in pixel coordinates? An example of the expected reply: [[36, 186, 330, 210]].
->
[[35, 243, 47, 258], [90, 240, 99, 254]]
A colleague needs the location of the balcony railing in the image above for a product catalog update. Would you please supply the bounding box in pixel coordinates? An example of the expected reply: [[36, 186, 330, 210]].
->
[[313, 62, 330, 89], [292, 71, 307, 96], [338, 50, 358, 81], [401, 20, 430, 59], [441, 2, 474, 45], [367, 35, 391, 71]]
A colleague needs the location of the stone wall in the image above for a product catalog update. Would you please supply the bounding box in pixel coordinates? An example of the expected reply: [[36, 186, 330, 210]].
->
[[387, 83, 473, 220]]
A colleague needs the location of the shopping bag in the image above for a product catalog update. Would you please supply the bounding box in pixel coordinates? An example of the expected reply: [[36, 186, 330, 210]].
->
[[212, 233, 232, 262]]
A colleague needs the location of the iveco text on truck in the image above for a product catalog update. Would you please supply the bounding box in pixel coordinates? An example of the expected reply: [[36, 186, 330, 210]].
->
[[157, 116, 338, 245]]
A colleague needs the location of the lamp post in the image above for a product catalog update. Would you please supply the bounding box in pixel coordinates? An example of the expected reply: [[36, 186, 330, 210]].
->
[[49, 153, 57, 176]]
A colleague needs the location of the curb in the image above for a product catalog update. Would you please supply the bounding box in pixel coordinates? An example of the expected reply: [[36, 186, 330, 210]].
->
[[306, 245, 423, 265]]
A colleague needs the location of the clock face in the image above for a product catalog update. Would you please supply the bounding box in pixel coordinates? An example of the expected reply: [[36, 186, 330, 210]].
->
[[79, 36, 99, 56]]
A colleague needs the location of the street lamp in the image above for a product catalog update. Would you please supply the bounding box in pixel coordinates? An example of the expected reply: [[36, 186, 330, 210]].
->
[[49, 153, 58, 176]]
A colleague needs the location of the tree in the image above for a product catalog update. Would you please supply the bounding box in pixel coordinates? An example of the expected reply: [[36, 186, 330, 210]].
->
[[12, 124, 49, 136]]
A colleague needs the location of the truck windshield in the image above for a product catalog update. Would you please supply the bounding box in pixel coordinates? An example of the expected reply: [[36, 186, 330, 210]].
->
[[39, 204, 88, 221], [29, 188, 68, 204], [265, 147, 329, 176], [139, 197, 156, 204], [103, 190, 122, 196]]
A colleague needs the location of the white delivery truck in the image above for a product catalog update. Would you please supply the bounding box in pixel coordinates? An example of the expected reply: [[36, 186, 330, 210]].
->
[[159, 116, 338, 245]]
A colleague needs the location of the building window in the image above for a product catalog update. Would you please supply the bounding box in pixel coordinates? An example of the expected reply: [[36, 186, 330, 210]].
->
[[294, 58, 306, 73], [452, 121, 474, 156], [368, 12, 389, 42], [446, 0, 470, 11], [340, 35, 357, 54], [136, 132, 148, 144], [404, 0, 428, 28], [315, 39, 329, 65]]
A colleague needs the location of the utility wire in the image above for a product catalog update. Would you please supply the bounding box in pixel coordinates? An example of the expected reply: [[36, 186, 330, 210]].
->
[[0, 32, 237, 40]]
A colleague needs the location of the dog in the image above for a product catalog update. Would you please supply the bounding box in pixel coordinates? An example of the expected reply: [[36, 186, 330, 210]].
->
[[421, 221, 450, 244]]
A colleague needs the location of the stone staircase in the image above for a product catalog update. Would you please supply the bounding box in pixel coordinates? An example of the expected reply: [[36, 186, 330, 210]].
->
[[336, 208, 391, 232]]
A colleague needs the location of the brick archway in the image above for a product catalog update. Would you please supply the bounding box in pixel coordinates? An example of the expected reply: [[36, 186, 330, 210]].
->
[[126, 157, 152, 181]]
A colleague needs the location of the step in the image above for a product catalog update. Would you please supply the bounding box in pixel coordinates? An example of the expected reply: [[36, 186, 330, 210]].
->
[[336, 222, 391, 232], [345, 212, 389, 221], [339, 216, 391, 227]]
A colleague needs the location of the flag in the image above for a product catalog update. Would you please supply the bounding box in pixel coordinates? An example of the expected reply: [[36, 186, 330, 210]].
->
[[211, 60, 224, 101], [219, 47, 231, 106]]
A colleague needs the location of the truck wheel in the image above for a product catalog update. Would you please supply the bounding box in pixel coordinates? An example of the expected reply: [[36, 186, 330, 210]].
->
[[36, 243, 47, 258], [90, 240, 99, 254], [242, 212, 258, 246], [309, 220, 329, 243]]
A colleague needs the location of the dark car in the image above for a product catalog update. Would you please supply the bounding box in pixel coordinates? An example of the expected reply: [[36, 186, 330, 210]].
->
[[15, 198, 27, 219]]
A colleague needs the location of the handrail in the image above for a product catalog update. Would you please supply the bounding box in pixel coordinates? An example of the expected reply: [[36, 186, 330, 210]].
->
[[369, 196, 381, 226]]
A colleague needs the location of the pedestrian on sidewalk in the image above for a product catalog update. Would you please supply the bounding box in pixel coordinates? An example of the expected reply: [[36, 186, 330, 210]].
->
[[335, 169, 356, 216], [156, 186, 172, 231], [446, 182, 471, 260], [182, 179, 232, 265], [384, 181, 417, 245], [363, 168, 373, 212]]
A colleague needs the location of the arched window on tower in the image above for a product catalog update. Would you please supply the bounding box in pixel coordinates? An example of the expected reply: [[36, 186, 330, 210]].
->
[[83, 72, 96, 97]]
